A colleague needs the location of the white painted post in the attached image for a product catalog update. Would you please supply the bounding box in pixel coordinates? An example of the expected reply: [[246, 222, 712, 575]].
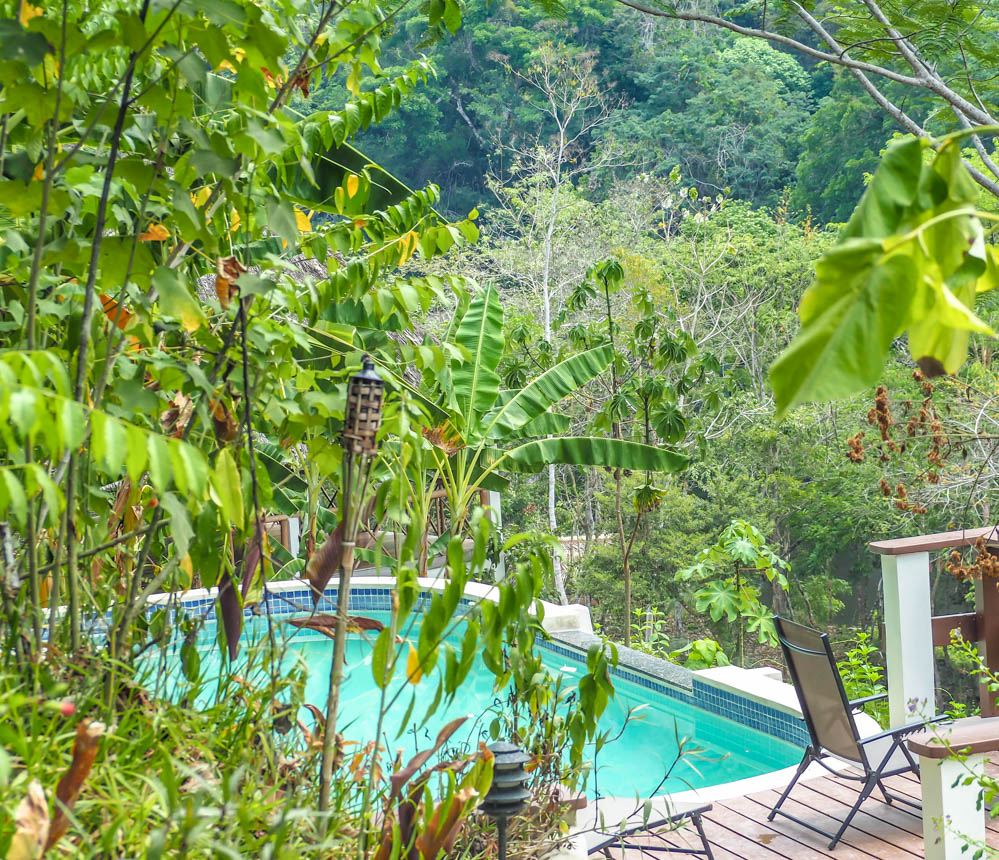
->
[[918, 753, 986, 860], [881, 551, 935, 726], [486, 490, 505, 581]]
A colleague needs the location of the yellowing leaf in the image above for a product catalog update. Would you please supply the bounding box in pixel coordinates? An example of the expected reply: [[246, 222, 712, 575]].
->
[[406, 642, 422, 684], [32, 162, 44, 181], [19, 1, 42, 26], [139, 223, 170, 242], [345, 175, 360, 199], [397, 230, 418, 266], [346, 63, 361, 96], [229, 208, 241, 234], [294, 208, 312, 232], [152, 267, 206, 333], [218, 49, 245, 73], [191, 187, 211, 208]]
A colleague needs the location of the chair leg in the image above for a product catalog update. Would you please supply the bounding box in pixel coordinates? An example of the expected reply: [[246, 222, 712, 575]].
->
[[691, 813, 715, 860], [827, 775, 877, 850], [878, 779, 893, 804], [768, 748, 812, 821]]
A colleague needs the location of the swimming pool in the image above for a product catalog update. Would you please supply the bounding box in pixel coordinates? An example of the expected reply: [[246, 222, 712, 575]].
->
[[140, 603, 803, 799]]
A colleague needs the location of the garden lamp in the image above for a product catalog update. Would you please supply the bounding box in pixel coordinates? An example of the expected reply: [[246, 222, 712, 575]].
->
[[481, 741, 531, 860], [338, 354, 384, 572], [342, 354, 384, 456]]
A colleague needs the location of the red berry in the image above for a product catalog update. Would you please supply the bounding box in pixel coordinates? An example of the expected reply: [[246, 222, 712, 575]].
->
[[60, 700, 75, 717]]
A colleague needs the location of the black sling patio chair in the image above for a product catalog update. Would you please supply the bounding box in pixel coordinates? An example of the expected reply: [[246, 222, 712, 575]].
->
[[769, 616, 940, 850], [587, 800, 715, 859]]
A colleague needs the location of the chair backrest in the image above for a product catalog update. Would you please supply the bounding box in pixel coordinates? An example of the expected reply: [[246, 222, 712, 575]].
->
[[774, 616, 864, 764]]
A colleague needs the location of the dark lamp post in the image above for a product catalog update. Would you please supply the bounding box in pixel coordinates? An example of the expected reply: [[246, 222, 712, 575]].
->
[[318, 355, 384, 813], [481, 741, 531, 860], [342, 355, 384, 456]]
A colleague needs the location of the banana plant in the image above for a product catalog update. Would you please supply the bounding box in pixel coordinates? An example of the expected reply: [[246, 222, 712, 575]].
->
[[422, 284, 689, 543]]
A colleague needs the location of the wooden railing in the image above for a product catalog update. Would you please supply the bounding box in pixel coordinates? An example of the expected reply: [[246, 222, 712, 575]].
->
[[871, 526, 999, 720]]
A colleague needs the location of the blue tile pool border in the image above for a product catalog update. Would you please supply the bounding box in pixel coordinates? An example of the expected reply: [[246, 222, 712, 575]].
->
[[88, 582, 809, 750]]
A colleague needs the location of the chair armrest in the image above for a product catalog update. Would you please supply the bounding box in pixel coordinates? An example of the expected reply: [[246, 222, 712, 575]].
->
[[849, 692, 888, 708], [859, 715, 949, 746]]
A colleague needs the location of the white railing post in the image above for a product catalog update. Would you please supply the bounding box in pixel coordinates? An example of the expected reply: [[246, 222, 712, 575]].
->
[[880, 551, 935, 726], [917, 752, 986, 860], [486, 490, 505, 580]]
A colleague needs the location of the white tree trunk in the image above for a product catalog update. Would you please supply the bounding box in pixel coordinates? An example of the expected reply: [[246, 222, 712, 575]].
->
[[544, 134, 569, 605], [549, 463, 568, 603]]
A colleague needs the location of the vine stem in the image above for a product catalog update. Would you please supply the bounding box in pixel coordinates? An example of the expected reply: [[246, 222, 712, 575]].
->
[[63, 0, 150, 654], [238, 298, 278, 687]]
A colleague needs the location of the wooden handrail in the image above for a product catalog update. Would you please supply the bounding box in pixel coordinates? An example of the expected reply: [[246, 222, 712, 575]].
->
[[869, 526, 999, 555], [908, 716, 999, 759], [931, 612, 980, 647]]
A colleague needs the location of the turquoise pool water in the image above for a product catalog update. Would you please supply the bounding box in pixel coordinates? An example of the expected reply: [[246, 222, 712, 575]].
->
[[141, 611, 802, 798]]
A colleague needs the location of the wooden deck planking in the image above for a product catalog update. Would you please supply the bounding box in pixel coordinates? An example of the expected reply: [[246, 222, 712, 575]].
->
[[736, 790, 922, 858], [706, 796, 888, 860], [734, 796, 913, 860], [597, 767, 999, 859]]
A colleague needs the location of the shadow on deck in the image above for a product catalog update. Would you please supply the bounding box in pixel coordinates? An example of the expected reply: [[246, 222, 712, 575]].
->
[[597, 766, 999, 859]]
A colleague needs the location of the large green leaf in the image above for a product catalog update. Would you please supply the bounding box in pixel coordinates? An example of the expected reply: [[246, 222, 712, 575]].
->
[[770, 134, 999, 417], [487, 437, 688, 474], [695, 581, 742, 623], [520, 411, 570, 436], [484, 345, 612, 440], [451, 285, 504, 435]]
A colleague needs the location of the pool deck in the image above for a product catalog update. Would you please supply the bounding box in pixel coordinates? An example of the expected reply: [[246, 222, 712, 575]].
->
[[592, 764, 999, 859]]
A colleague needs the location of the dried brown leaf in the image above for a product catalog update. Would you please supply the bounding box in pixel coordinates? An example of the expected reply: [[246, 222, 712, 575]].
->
[[241, 515, 269, 602], [218, 566, 242, 661], [422, 423, 464, 456], [217, 255, 247, 281], [9, 780, 49, 860], [285, 613, 385, 636], [305, 521, 344, 605], [108, 478, 132, 535], [209, 397, 238, 443], [415, 785, 480, 858], [46, 720, 105, 851]]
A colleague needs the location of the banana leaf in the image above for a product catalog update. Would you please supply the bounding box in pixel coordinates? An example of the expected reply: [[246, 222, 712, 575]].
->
[[485, 437, 688, 474], [484, 345, 612, 439], [451, 285, 504, 434]]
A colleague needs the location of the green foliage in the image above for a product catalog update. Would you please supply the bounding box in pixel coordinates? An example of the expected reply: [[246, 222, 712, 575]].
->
[[629, 605, 673, 658], [772, 133, 999, 417], [0, 0, 625, 853], [421, 283, 689, 537], [629, 607, 731, 669], [675, 638, 731, 670], [792, 73, 895, 224], [836, 631, 889, 727], [678, 520, 790, 666], [638, 38, 813, 207]]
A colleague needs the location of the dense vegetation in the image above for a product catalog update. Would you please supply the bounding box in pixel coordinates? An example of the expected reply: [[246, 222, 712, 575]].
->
[[1, 0, 998, 853]]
